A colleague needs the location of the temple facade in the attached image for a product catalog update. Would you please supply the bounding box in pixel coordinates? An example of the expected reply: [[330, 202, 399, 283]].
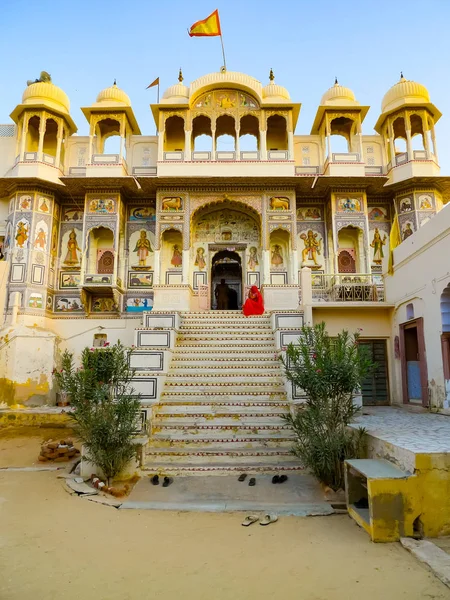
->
[[0, 68, 449, 412]]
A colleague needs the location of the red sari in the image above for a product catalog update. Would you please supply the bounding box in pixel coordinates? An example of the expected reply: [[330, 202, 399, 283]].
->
[[243, 286, 264, 316]]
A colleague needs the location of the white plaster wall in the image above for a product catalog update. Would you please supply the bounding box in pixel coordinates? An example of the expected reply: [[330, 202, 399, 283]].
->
[[0, 134, 16, 177], [386, 203, 450, 407]]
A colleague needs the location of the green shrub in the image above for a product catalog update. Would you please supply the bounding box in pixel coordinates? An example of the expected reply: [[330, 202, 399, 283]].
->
[[53, 342, 141, 484], [281, 322, 375, 491]]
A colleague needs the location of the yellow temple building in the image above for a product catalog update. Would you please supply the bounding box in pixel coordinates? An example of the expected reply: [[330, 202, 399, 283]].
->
[[0, 68, 449, 427]]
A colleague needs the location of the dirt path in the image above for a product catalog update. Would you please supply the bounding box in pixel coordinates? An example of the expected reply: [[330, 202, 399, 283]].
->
[[0, 436, 448, 600]]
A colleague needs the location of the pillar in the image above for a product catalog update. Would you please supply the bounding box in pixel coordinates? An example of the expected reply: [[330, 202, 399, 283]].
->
[[10, 292, 21, 326], [55, 121, 63, 168], [405, 128, 412, 160], [422, 115, 431, 159], [300, 266, 313, 326], [211, 128, 216, 159], [325, 119, 332, 161], [19, 114, 29, 161], [288, 131, 294, 160], [154, 249, 161, 284], [357, 121, 364, 161], [260, 129, 267, 160], [37, 115, 46, 161], [119, 118, 125, 161], [235, 126, 240, 160], [431, 121, 439, 163], [388, 120, 396, 167], [182, 250, 189, 284], [262, 249, 271, 284], [184, 130, 192, 161], [292, 248, 299, 285]]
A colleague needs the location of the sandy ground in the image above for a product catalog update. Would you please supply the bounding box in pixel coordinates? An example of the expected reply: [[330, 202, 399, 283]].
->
[[0, 435, 449, 600]]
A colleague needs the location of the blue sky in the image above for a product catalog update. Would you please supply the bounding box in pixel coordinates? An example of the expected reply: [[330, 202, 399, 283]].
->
[[2, 0, 450, 171]]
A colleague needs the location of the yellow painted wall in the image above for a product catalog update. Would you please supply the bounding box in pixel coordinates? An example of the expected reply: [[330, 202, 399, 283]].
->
[[313, 307, 393, 338]]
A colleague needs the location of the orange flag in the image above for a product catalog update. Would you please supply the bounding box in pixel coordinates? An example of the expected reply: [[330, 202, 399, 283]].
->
[[146, 77, 159, 89], [189, 9, 221, 37]]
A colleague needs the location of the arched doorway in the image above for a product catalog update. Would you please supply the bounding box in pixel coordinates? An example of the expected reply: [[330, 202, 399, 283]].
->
[[211, 250, 242, 310]]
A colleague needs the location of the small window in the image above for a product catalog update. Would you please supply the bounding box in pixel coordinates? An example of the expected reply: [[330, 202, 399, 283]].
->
[[406, 303, 414, 320], [93, 333, 108, 347], [302, 146, 309, 153], [367, 157, 375, 165], [366, 146, 374, 154], [302, 157, 311, 166]]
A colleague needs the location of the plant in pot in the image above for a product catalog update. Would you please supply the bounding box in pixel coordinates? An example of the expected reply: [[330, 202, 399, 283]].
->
[[53, 342, 141, 485], [53, 350, 74, 407], [281, 322, 376, 492]]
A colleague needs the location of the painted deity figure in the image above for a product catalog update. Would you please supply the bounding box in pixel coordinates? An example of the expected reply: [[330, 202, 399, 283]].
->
[[64, 230, 81, 265], [171, 245, 182, 267], [271, 244, 284, 266], [15, 222, 29, 248], [134, 230, 153, 267], [403, 223, 414, 240], [194, 247, 206, 270], [34, 228, 47, 250], [370, 228, 387, 264], [248, 246, 259, 271], [300, 230, 321, 266]]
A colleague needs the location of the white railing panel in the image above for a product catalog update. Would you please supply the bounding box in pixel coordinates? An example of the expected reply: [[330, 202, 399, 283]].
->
[[312, 273, 385, 303]]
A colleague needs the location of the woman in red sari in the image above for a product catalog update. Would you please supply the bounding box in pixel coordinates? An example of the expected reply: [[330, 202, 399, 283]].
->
[[243, 285, 264, 316]]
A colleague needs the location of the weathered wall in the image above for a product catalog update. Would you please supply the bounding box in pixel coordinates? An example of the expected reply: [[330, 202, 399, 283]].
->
[[386, 204, 450, 408]]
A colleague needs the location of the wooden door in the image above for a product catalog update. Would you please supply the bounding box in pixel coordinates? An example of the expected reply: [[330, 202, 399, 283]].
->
[[400, 318, 428, 407], [360, 340, 389, 405]]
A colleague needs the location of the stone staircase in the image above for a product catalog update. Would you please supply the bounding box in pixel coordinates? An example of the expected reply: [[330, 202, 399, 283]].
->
[[144, 312, 302, 475]]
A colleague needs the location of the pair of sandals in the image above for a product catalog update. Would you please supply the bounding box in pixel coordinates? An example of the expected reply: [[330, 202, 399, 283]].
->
[[151, 474, 172, 487], [238, 473, 255, 486], [272, 475, 288, 484], [242, 514, 278, 527]]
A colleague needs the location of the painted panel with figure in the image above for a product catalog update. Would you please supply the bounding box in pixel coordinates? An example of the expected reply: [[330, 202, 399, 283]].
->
[[297, 206, 322, 221], [55, 297, 83, 312], [61, 228, 82, 268], [336, 195, 363, 212], [298, 228, 323, 268], [129, 229, 155, 269]]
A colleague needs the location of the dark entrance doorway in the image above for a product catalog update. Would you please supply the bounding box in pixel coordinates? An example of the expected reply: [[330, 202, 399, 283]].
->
[[211, 250, 242, 310], [400, 318, 428, 406], [360, 340, 389, 405]]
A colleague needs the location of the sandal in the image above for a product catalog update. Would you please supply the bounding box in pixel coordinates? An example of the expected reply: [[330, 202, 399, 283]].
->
[[279, 475, 288, 483], [162, 477, 172, 487], [238, 474, 247, 482], [242, 515, 259, 527], [248, 477, 256, 486], [260, 514, 278, 526], [272, 475, 280, 484], [151, 475, 159, 485]]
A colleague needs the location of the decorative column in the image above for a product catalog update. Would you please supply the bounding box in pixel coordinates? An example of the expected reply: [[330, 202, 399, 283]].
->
[[300, 267, 313, 325], [405, 113, 412, 160], [184, 129, 192, 161], [158, 116, 164, 161], [55, 120, 63, 168], [292, 247, 299, 284], [287, 131, 294, 160], [119, 117, 126, 161], [154, 250, 161, 285], [388, 119, 396, 167], [211, 127, 216, 160], [19, 114, 29, 161], [430, 120, 439, 163], [88, 120, 95, 163], [422, 113, 431, 159], [182, 250, 189, 283], [325, 118, 332, 161], [357, 121, 364, 161], [262, 250, 271, 284], [235, 126, 240, 160], [37, 114, 46, 161], [260, 129, 267, 161]]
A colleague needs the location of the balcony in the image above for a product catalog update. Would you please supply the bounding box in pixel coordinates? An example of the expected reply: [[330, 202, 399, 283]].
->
[[8, 152, 63, 184], [387, 151, 440, 182], [323, 153, 366, 177], [84, 154, 129, 178], [312, 274, 385, 303], [82, 273, 124, 292]]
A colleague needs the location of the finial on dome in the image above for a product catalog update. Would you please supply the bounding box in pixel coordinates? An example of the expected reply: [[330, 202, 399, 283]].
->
[[178, 68, 183, 83], [113, 79, 117, 86], [335, 76, 338, 85], [400, 71, 404, 80], [269, 68, 275, 82]]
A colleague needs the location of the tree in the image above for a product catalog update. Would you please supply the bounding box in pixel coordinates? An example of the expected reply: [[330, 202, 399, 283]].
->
[[281, 322, 376, 491], [53, 342, 141, 485]]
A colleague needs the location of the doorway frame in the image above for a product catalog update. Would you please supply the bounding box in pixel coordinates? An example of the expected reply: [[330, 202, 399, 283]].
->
[[399, 317, 428, 407], [209, 244, 246, 310]]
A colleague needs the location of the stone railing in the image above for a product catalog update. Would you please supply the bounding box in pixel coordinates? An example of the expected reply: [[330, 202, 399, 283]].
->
[[311, 273, 385, 303]]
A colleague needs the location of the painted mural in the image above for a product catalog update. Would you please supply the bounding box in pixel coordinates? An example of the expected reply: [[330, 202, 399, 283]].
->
[[271, 244, 284, 266], [55, 297, 83, 312], [336, 195, 362, 212], [368, 206, 389, 221], [297, 207, 322, 221], [128, 272, 153, 288], [194, 208, 259, 243], [269, 197, 290, 211], [15, 219, 30, 248], [37, 197, 51, 214], [194, 247, 206, 270], [88, 198, 115, 214], [17, 195, 32, 211], [92, 297, 118, 312], [401, 221, 415, 240], [299, 229, 322, 267], [129, 206, 156, 221], [33, 220, 49, 252], [248, 246, 259, 271], [129, 229, 155, 269], [398, 196, 413, 213], [62, 229, 82, 267], [126, 297, 153, 312], [60, 272, 81, 289], [370, 228, 387, 265], [418, 194, 434, 210], [62, 207, 84, 222], [28, 293, 43, 309], [161, 197, 183, 211]]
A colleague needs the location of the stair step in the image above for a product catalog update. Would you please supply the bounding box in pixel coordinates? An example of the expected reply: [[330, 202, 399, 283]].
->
[[156, 404, 288, 416], [156, 400, 289, 407], [166, 372, 283, 380], [169, 364, 282, 371], [145, 446, 295, 458], [150, 436, 294, 449], [153, 416, 288, 427], [142, 462, 302, 474], [179, 325, 273, 330], [173, 349, 279, 356], [160, 393, 288, 402]]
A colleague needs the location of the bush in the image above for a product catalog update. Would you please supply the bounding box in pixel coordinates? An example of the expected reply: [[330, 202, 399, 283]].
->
[[281, 322, 375, 491], [53, 342, 141, 484]]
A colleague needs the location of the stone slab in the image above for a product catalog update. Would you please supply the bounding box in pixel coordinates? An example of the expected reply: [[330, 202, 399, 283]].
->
[[401, 537, 450, 588]]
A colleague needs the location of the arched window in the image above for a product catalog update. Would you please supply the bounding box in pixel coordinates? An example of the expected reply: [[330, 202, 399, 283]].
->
[[441, 285, 450, 333], [164, 115, 185, 152], [43, 118, 58, 157], [216, 115, 236, 153], [267, 115, 287, 151], [192, 115, 212, 153], [26, 115, 40, 152], [240, 114, 259, 152]]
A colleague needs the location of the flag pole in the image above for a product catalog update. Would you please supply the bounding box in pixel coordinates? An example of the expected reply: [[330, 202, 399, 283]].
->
[[220, 32, 227, 71], [156, 81, 160, 136]]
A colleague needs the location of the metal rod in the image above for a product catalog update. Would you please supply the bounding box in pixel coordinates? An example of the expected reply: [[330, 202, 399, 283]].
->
[[220, 34, 227, 71]]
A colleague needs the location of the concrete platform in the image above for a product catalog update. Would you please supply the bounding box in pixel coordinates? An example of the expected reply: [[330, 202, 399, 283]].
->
[[120, 473, 334, 516]]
